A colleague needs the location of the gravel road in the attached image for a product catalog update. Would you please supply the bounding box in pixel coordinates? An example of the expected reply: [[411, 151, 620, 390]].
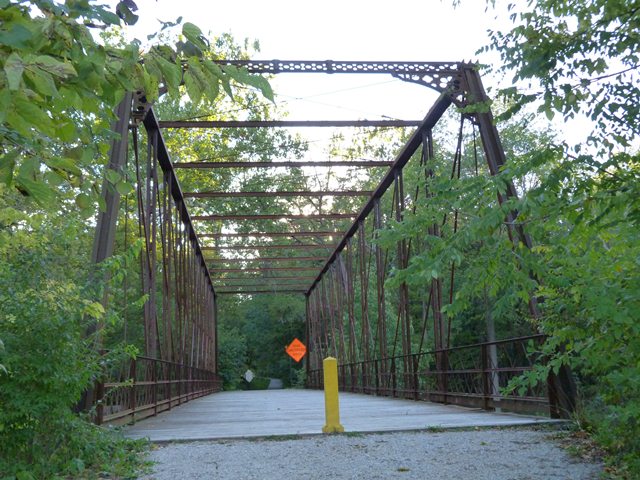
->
[[141, 428, 602, 479]]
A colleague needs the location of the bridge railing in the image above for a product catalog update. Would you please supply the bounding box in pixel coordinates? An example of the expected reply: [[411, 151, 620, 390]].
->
[[308, 334, 550, 415], [93, 355, 222, 425]]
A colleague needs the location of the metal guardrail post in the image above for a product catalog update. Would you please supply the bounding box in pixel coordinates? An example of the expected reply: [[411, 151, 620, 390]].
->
[[152, 360, 158, 416], [130, 357, 137, 423], [391, 358, 397, 397], [177, 363, 182, 406], [361, 361, 367, 393], [374, 361, 380, 395], [412, 355, 419, 401], [167, 362, 172, 410], [442, 349, 449, 404], [481, 344, 490, 410]]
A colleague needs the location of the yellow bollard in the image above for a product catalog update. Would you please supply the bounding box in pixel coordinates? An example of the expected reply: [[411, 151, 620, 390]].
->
[[322, 357, 344, 433]]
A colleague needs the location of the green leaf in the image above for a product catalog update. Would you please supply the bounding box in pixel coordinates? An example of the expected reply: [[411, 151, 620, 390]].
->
[[33, 55, 77, 78], [82, 302, 105, 320], [223, 64, 251, 84], [220, 77, 234, 100], [0, 24, 32, 48], [155, 55, 182, 97], [94, 194, 105, 213], [203, 59, 224, 79], [182, 22, 208, 52], [182, 22, 203, 39], [0, 89, 10, 124], [544, 108, 555, 121], [25, 68, 58, 97], [105, 168, 121, 185], [245, 74, 274, 102], [45, 158, 82, 177], [18, 156, 40, 178], [15, 176, 56, 205], [0, 150, 19, 187], [75, 192, 92, 209], [183, 66, 203, 104], [142, 69, 159, 101], [116, 2, 139, 25], [186, 57, 217, 100], [55, 121, 77, 142], [95, 9, 121, 26], [4, 52, 24, 90], [13, 96, 56, 137], [115, 180, 134, 195], [44, 170, 65, 187], [176, 40, 201, 57]]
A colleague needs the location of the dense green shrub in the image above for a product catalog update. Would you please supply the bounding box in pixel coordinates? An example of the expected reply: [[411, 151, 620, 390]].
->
[[0, 194, 148, 479], [217, 325, 249, 390]]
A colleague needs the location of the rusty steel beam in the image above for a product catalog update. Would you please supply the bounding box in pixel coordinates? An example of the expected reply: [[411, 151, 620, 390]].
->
[[215, 282, 310, 288], [92, 93, 133, 267], [217, 290, 307, 295], [173, 161, 393, 169], [306, 92, 453, 296], [202, 245, 335, 250], [184, 190, 372, 199], [141, 109, 216, 294], [192, 213, 356, 221], [210, 267, 320, 273], [160, 120, 421, 128], [218, 277, 313, 287], [210, 256, 326, 262], [212, 276, 317, 281], [211, 59, 462, 76], [199, 232, 340, 238]]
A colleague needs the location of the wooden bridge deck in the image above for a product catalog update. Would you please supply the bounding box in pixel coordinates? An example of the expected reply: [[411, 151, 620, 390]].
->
[[124, 390, 560, 442]]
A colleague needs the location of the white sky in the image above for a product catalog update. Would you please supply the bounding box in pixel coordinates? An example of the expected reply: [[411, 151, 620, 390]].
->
[[121, 0, 501, 121], [118, 0, 594, 146], [130, 0, 493, 61]]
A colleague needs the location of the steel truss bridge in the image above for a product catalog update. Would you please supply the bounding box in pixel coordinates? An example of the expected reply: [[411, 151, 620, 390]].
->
[[86, 60, 575, 425]]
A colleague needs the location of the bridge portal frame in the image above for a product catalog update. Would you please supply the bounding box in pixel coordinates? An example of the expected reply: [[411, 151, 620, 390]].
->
[[90, 60, 575, 424]]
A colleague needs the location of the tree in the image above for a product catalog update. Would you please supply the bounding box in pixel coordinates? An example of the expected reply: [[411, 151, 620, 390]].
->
[[484, 0, 640, 151], [0, 2, 277, 477], [453, 1, 640, 473], [0, 0, 272, 213]]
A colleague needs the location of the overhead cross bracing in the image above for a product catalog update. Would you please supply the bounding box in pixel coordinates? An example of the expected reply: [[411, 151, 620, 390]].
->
[[173, 161, 394, 168], [162, 61, 470, 297]]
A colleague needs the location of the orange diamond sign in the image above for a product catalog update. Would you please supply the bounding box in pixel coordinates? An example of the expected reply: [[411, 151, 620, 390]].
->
[[285, 338, 307, 362]]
